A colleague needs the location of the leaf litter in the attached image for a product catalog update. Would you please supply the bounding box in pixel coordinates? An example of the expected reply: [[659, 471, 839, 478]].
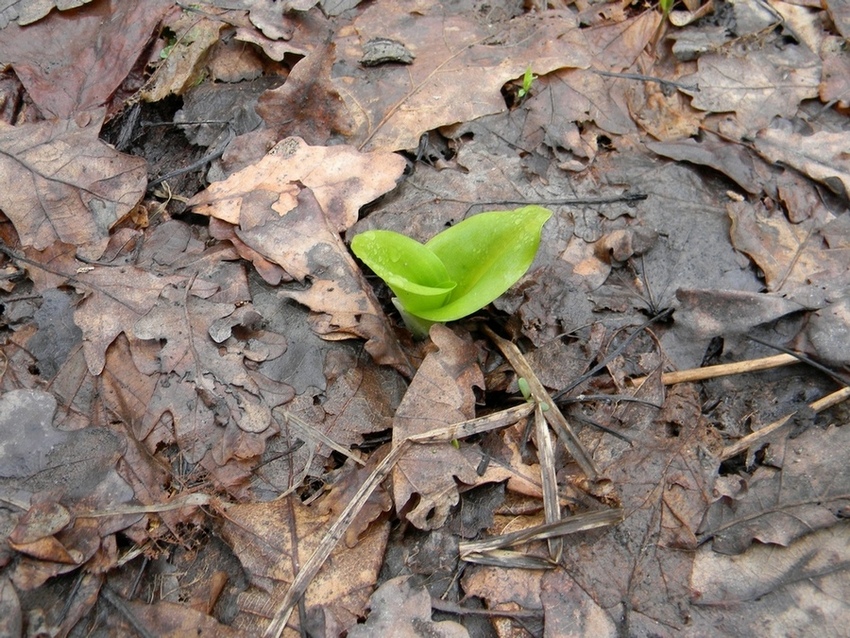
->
[[1, 0, 849, 636]]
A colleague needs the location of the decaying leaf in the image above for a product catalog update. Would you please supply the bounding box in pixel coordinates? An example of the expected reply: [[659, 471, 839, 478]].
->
[[267, 0, 592, 152], [0, 112, 147, 261], [680, 43, 820, 129], [0, 0, 171, 117], [392, 325, 483, 529], [699, 423, 850, 555], [348, 576, 469, 638], [189, 150, 412, 373], [219, 497, 389, 636], [754, 126, 850, 199]]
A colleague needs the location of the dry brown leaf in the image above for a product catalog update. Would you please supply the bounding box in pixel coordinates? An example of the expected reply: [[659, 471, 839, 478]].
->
[[219, 497, 389, 636], [326, 0, 591, 151], [347, 576, 469, 638], [522, 69, 637, 141], [0, 112, 147, 261], [753, 126, 850, 199], [142, 9, 224, 102], [728, 200, 846, 295], [117, 599, 249, 638], [392, 325, 484, 530], [583, 10, 662, 72], [73, 266, 188, 375], [680, 44, 820, 129], [191, 166, 412, 373], [257, 41, 354, 145], [0, 0, 171, 117], [0, 0, 95, 29], [0, 578, 21, 638], [190, 136, 405, 232]]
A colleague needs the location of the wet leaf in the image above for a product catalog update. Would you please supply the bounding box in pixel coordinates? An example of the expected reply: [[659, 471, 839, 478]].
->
[[392, 325, 483, 530], [699, 424, 850, 555], [348, 576, 468, 638], [0, 0, 171, 117], [0, 112, 147, 260]]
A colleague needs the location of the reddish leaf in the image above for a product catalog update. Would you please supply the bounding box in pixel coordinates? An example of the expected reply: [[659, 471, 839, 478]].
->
[[0, 112, 147, 260], [0, 0, 172, 118]]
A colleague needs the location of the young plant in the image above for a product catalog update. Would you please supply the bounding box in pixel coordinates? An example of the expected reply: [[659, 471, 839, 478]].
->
[[516, 65, 537, 101], [351, 205, 552, 336]]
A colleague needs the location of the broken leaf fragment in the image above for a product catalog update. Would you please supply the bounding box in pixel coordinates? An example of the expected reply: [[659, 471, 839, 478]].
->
[[351, 206, 552, 330]]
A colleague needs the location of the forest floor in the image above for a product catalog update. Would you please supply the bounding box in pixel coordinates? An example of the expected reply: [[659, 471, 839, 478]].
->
[[1, 0, 850, 636]]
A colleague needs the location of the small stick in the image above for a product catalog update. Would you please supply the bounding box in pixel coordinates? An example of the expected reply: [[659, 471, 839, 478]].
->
[[720, 385, 850, 461], [629, 353, 798, 387], [483, 326, 598, 479]]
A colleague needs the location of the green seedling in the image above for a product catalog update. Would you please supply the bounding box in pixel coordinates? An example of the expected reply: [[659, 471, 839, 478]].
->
[[518, 377, 550, 411], [516, 65, 537, 101], [351, 205, 552, 337]]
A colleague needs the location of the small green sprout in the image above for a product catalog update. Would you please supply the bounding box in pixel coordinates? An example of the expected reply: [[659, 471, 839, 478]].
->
[[351, 206, 552, 337], [518, 377, 549, 411], [658, 0, 674, 18], [516, 65, 537, 101]]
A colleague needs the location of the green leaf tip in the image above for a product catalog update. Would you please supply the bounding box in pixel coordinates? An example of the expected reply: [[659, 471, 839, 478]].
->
[[351, 205, 552, 329]]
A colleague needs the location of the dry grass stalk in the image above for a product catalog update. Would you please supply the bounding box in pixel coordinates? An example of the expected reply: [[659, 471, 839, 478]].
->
[[629, 353, 798, 387]]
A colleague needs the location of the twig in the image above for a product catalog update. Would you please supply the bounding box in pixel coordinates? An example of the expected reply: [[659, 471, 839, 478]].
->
[[628, 353, 798, 387], [147, 129, 235, 190], [100, 587, 156, 638], [534, 403, 562, 561], [459, 509, 624, 558], [720, 385, 850, 461], [551, 309, 673, 402], [483, 325, 598, 480], [276, 409, 366, 466], [591, 69, 697, 91], [430, 597, 543, 620], [260, 404, 535, 638]]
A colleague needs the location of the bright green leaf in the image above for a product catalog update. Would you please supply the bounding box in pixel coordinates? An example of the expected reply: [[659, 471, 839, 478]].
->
[[419, 205, 551, 321], [350, 229, 456, 313], [351, 205, 552, 330]]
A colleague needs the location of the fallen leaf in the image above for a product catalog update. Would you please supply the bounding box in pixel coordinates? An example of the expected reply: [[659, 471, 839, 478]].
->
[[190, 135, 406, 232], [191, 167, 413, 373], [116, 599, 249, 637], [392, 324, 483, 530], [0, 0, 171, 117], [0, 0, 95, 28], [0, 578, 21, 638], [646, 132, 771, 196], [141, 9, 224, 102], [326, 0, 591, 151], [680, 43, 820, 129], [554, 385, 721, 631], [753, 125, 850, 199], [699, 424, 850, 555], [347, 576, 469, 638], [690, 525, 850, 635], [256, 41, 355, 145], [0, 112, 147, 260], [728, 199, 848, 299], [219, 497, 389, 636]]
